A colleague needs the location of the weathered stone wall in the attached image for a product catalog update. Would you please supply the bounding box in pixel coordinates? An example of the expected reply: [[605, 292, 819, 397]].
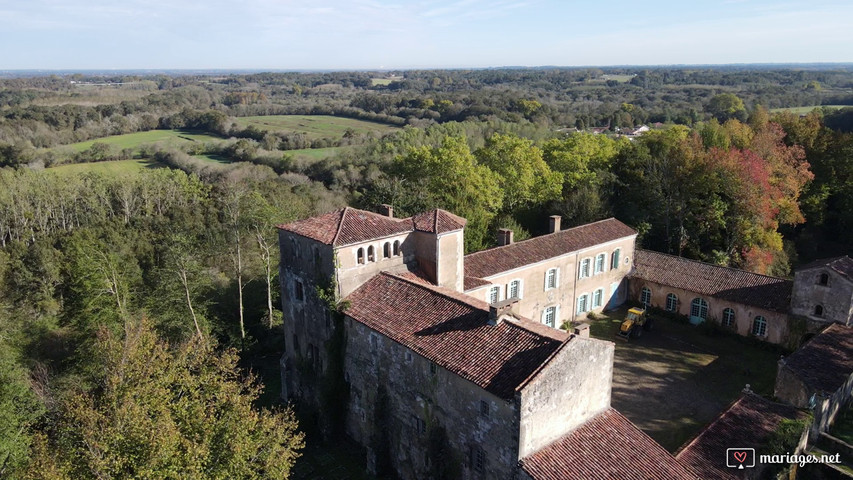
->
[[517, 335, 614, 457], [791, 267, 853, 327], [810, 371, 853, 443], [278, 230, 336, 400], [630, 280, 790, 345], [774, 363, 810, 408], [467, 236, 636, 328], [436, 230, 465, 292], [344, 318, 520, 480]]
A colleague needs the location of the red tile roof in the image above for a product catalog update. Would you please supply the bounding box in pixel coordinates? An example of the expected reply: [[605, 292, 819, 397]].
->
[[780, 323, 853, 394], [520, 408, 698, 480], [676, 393, 806, 480], [464, 218, 636, 279], [411, 208, 466, 234], [797, 255, 853, 282], [276, 207, 412, 247], [630, 249, 793, 313], [464, 276, 491, 290], [345, 272, 569, 399]]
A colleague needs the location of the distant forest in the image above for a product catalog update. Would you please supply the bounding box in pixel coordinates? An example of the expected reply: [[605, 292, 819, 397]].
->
[[1, 66, 853, 478]]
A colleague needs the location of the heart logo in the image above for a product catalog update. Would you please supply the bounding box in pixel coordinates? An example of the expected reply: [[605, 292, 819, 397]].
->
[[733, 451, 747, 463]]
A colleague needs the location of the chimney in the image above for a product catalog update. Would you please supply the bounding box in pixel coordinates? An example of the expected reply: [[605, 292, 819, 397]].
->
[[573, 323, 590, 338], [549, 215, 562, 233], [488, 298, 519, 325], [497, 228, 514, 246], [379, 204, 394, 218]]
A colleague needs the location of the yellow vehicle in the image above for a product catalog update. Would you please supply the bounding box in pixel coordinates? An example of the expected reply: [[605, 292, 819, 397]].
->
[[617, 307, 653, 340]]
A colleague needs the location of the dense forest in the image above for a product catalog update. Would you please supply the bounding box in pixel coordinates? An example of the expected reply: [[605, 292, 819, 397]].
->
[[2, 67, 853, 478]]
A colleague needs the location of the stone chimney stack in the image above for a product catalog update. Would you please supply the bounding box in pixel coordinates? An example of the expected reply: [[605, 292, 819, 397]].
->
[[497, 228, 514, 246], [549, 215, 562, 233], [488, 298, 519, 325], [379, 204, 394, 218]]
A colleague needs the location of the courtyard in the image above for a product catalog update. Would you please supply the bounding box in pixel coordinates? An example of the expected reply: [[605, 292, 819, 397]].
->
[[586, 307, 785, 451]]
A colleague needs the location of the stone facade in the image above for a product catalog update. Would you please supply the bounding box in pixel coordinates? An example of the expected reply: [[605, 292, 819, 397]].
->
[[790, 257, 853, 328]]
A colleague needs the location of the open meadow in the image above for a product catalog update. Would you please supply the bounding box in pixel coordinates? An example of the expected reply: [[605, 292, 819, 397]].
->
[[231, 115, 399, 140], [65, 129, 223, 153]]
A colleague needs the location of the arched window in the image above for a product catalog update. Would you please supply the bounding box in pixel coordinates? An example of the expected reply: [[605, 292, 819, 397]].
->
[[690, 298, 708, 320], [594, 253, 606, 274], [393, 240, 401, 256], [814, 305, 824, 317], [640, 287, 651, 306], [722, 308, 735, 327], [383, 242, 391, 259], [367, 245, 375, 262], [488, 285, 501, 304], [752, 316, 767, 336], [818, 273, 829, 286], [356, 248, 365, 265], [666, 293, 678, 312]]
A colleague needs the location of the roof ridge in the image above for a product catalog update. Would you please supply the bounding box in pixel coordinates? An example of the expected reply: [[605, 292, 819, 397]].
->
[[466, 217, 632, 259], [638, 249, 789, 282], [331, 207, 349, 246]]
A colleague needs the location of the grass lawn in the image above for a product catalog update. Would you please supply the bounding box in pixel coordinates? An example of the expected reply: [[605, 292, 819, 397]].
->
[[67, 129, 223, 153], [770, 105, 849, 114], [287, 146, 344, 160], [192, 153, 232, 165], [232, 115, 399, 140], [370, 78, 394, 86], [586, 308, 784, 451], [600, 74, 635, 83], [44, 158, 163, 175]]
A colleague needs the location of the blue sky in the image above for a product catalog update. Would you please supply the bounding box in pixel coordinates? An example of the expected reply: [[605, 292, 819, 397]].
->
[[1, 0, 852, 69]]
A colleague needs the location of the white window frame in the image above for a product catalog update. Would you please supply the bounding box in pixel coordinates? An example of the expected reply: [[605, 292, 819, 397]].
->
[[611, 248, 621, 270], [666, 293, 678, 312], [752, 316, 767, 336], [592, 288, 603, 308], [640, 287, 651, 306], [488, 285, 501, 304], [508, 279, 523, 299], [545, 268, 559, 290], [577, 294, 589, 314], [722, 308, 735, 327], [579, 258, 591, 279], [691, 298, 709, 320], [542, 305, 558, 328], [594, 253, 606, 274]]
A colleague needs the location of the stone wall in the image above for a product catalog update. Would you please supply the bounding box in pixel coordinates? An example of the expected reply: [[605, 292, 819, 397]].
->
[[790, 267, 853, 327], [517, 335, 614, 457], [344, 318, 520, 480], [335, 232, 415, 298], [774, 362, 810, 408]]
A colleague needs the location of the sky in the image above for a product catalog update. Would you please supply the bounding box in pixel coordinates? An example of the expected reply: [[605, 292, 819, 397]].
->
[[1, 0, 852, 70]]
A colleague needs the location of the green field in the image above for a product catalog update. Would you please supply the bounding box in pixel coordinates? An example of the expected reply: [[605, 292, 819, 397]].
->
[[45, 159, 163, 175], [287, 146, 343, 160], [600, 74, 635, 83], [193, 153, 232, 165], [231, 115, 399, 140], [370, 78, 394, 86], [770, 105, 849, 114], [67, 130, 223, 153]]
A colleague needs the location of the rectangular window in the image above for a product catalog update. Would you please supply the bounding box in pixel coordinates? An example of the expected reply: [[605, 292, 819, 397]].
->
[[577, 294, 589, 314], [294, 280, 305, 301], [412, 415, 426, 435], [594, 254, 605, 274], [430, 362, 437, 375], [592, 289, 603, 308], [580, 259, 591, 278], [543, 306, 557, 328], [611, 249, 621, 269], [545, 268, 558, 290], [475, 447, 485, 473], [480, 400, 490, 418], [488, 285, 500, 304], [508, 279, 521, 299]]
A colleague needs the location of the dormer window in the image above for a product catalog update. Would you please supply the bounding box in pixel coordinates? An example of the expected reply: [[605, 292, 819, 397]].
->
[[818, 273, 829, 286], [367, 245, 376, 262], [357, 248, 365, 264]]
